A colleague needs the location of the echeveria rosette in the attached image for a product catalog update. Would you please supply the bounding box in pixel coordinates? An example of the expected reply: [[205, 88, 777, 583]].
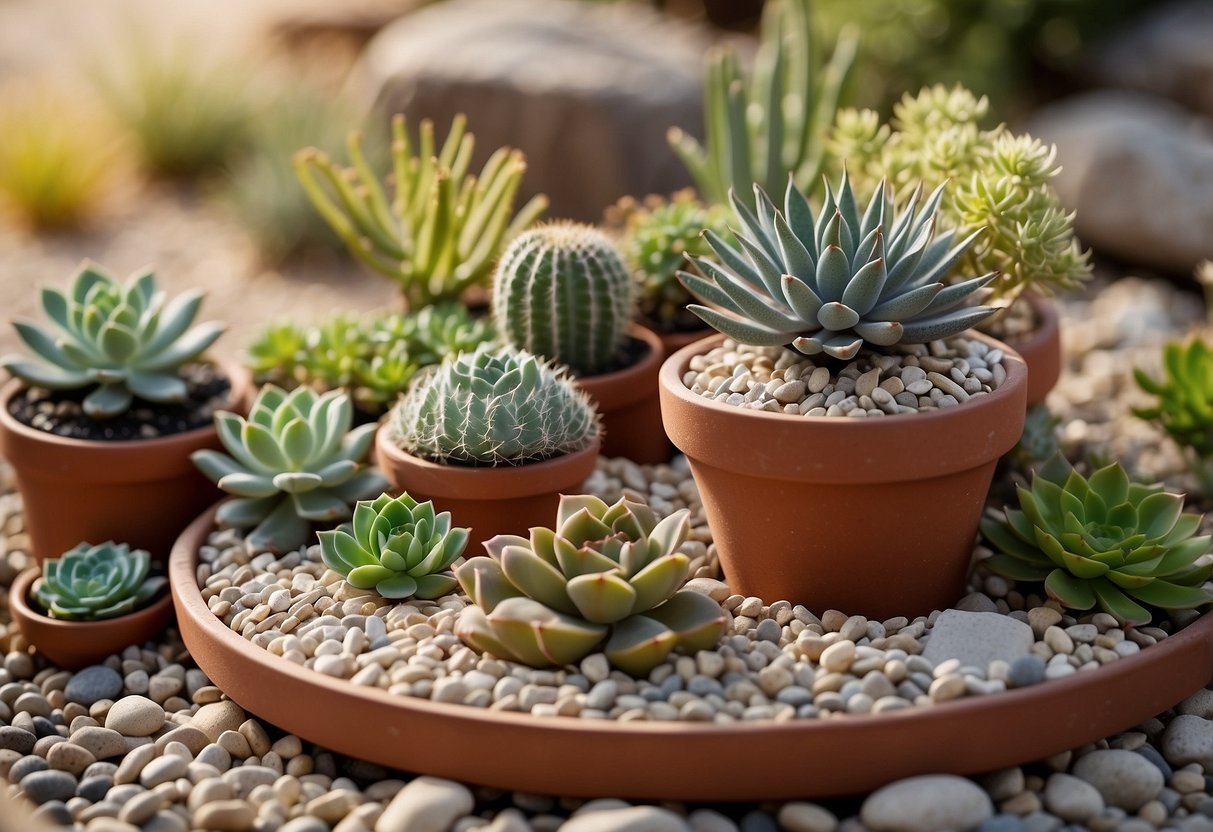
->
[[192, 385, 389, 554], [1, 262, 225, 417], [455, 496, 728, 676], [680, 172, 995, 361], [981, 455, 1213, 626], [319, 493, 468, 600], [1134, 339, 1213, 461], [34, 542, 166, 621]]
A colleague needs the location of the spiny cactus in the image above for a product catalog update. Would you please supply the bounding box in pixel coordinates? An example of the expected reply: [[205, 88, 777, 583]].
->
[[493, 223, 635, 376], [456, 496, 728, 676], [319, 493, 468, 600], [1, 262, 225, 418], [34, 542, 166, 621], [393, 346, 599, 466], [982, 454, 1213, 626], [681, 173, 995, 360], [295, 114, 547, 309], [193, 385, 389, 553]]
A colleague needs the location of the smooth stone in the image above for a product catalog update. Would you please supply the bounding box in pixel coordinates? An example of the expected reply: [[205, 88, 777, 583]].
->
[[376, 776, 475, 832], [9, 755, 49, 783], [1007, 655, 1046, 688], [64, 667, 124, 707], [0, 726, 36, 754], [922, 610, 1034, 668], [561, 806, 691, 832], [47, 741, 95, 776], [861, 775, 994, 832], [1178, 688, 1213, 719], [77, 774, 113, 803], [191, 701, 248, 742], [72, 727, 128, 760], [192, 800, 256, 831], [140, 754, 189, 788], [1071, 749, 1164, 810], [21, 769, 78, 804], [777, 802, 838, 832], [1042, 773, 1104, 823], [105, 696, 165, 737], [687, 808, 739, 832], [1162, 714, 1213, 769]]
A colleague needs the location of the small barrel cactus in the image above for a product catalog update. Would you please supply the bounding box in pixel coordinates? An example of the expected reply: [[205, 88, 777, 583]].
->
[[1, 262, 225, 417], [318, 493, 469, 600], [33, 542, 167, 621], [681, 173, 995, 360], [394, 346, 599, 466], [981, 454, 1213, 626], [492, 223, 635, 376], [192, 385, 389, 553], [456, 496, 728, 676]]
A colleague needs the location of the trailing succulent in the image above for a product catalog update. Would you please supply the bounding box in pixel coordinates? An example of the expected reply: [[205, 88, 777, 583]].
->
[[295, 114, 547, 309], [394, 346, 599, 466], [982, 454, 1213, 625], [193, 385, 388, 553], [1, 262, 225, 417], [319, 493, 468, 600], [493, 223, 635, 376], [681, 173, 994, 360], [33, 542, 166, 621], [456, 496, 728, 676]]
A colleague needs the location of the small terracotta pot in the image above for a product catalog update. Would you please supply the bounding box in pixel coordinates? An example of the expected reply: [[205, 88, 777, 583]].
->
[[1006, 293, 1062, 409], [375, 430, 600, 542], [0, 365, 250, 563], [9, 568, 174, 670], [660, 334, 1028, 620], [577, 325, 668, 465]]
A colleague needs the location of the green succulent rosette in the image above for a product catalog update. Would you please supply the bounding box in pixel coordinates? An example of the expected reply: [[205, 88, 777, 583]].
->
[[34, 542, 166, 621]]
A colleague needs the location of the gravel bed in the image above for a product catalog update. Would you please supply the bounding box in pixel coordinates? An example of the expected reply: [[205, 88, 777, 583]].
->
[[681, 335, 1006, 417]]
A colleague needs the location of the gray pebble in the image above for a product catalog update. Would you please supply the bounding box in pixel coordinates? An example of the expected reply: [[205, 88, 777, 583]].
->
[[21, 769, 78, 804], [9, 755, 49, 783], [64, 666, 123, 706], [1007, 655, 1046, 688], [0, 726, 36, 754]]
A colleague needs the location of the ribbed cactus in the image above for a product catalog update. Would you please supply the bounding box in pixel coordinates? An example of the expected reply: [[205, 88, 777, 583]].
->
[[394, 346, 599, 466], [492, 223, 635, 376]]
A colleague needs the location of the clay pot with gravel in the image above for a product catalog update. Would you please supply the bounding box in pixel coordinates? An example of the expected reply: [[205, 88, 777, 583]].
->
[[376, 346, 601, 543], [988, 292, 1061, 409], [660, 176, 1028, 618], [10, 542, 173, 669], [0, 263, 248, 562]]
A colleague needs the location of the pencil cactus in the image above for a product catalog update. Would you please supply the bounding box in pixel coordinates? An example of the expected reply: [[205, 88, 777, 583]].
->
[[33, 542, 166, 621], [456, 496, 728, 676]]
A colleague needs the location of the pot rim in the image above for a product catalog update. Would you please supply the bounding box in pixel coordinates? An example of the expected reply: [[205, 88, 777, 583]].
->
[[575, 324, 663, 412], [10, 566, 173, 633]]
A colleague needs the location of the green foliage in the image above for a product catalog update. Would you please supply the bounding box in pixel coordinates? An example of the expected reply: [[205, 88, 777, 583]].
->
[[245, 304, 493, 415], [319, 493, 468, 600], [193, 386, 388, 554], [982, 454, 1213, 626], [668, 0, 858, 210], [493, 223, 635, 375], [0, 262, 225, 418], [456, 496, 727, 675], [1134, 338, 1213, 494], [295, 114, 548, 309], [681, 173, 993, 360], [828, 84, 1091, 305], [1008, 403, 1061, 473], [34, 542, 166, 621], [394, 346, 600, 466]]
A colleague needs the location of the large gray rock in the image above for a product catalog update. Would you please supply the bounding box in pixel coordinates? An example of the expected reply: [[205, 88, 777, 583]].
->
[[860, 775, 993, 832], [354, 0, 712, 220], [1027, 91, 1213, 274], [1088, 0, 1213, 117], [922, 610, 1034, 669]]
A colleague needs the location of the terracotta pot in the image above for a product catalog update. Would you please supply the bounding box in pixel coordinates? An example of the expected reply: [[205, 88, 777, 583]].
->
[[171, 505, 1213, 800], [9, 568, 174, 670], [577, 325, 668, 465], [659, 334, 1028, 620], [375, 430, 600, 542], [1006, 292, 1062, 409], [657, 327, 715, 360], [0, 365, 250, 563]]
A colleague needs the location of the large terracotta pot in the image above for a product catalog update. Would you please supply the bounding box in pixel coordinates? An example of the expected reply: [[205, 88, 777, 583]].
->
[[1004, 292, 1061, 409], [9, 568, 174, 669], [577, 325, 668, 465], [0, 365, 249, 563], [375, 430, 600, 542], [659, 334, 1028, 619]]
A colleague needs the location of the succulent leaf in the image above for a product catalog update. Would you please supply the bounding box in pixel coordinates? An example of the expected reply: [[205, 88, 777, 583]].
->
[[33, 542, 166, 621]]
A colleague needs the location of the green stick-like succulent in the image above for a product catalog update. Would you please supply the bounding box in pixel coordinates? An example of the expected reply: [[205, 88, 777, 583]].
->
[[456, 496, 728, 676], [668, 0, 857, 209], [295, 114, 548, 310], [981, 454, 1213, 625], [394, 346, 599, 466], [193, 385, 389, 553], [33, 542, 166, 621], [1, 262, 225, 418], [319, 493, 468, 600], [681, 174, 994, 360]]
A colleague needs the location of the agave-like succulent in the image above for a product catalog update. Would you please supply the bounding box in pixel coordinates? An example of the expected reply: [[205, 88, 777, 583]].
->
[[681, 174, 995, 361], [981, 454, 1213, 625], [318, 493, 468, 600], [1, 262, 225, 417], [455, 496, 728, 676], [33, 542, 166, 621], [192, 385, 389, 553]]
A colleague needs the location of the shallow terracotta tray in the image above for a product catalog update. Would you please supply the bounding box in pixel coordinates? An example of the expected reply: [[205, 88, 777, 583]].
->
[[172, 506, 1213, 801]]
